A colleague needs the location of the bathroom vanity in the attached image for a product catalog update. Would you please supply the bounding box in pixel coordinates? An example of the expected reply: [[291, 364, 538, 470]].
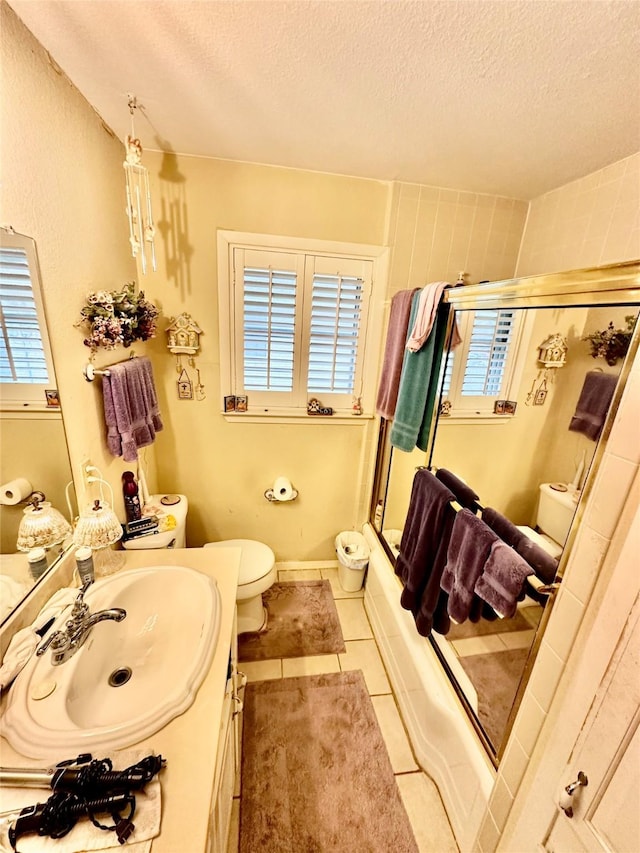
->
[[0, 547, 241, 852]]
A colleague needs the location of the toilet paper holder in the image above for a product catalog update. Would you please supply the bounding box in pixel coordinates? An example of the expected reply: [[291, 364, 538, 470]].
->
[[264, 479, 298, 502]]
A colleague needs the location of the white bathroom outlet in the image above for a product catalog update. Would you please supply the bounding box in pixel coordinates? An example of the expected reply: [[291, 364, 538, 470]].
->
[[80, 458, 92, 485]]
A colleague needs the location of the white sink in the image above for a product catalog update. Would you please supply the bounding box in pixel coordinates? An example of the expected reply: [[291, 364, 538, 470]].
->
[[2, 565, 221, 759]]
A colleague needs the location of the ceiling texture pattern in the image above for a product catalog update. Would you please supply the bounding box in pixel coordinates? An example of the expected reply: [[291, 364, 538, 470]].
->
[[8, 0, 640, 199]]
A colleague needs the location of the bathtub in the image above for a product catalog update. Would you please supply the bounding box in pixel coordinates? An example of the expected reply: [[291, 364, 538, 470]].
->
[[363, 524, 495, 851]]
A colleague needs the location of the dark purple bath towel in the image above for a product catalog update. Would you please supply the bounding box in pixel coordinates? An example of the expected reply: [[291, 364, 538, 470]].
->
[[569, 370, 617, 441], [435, 468, 481, 512], [475, 540, 534, 618], [440, 510, 498, 624], [395, 469, 455, 636]]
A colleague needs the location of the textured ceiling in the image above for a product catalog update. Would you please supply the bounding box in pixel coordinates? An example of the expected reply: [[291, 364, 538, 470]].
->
[[8, 0, 640, 199]]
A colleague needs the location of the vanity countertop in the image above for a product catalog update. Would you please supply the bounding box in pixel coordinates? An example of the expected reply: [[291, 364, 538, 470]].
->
[[0, 546, 240, 853]]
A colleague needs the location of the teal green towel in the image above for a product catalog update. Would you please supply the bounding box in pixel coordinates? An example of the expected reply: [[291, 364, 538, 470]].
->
[[390, 297, 450, 452]]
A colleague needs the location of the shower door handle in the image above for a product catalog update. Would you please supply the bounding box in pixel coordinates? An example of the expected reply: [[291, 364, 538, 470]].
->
[[559, 771, 588, 817]]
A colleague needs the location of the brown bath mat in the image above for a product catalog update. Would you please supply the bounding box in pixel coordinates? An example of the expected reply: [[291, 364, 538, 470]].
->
[[238, 580, 346, 662], [240, 670, 418, 853], [459, 647, 529, 747], [446, 608, 532, 640]]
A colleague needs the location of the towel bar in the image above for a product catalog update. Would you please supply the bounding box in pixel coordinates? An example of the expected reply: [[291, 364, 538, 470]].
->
[[83, 353, 138, 381]]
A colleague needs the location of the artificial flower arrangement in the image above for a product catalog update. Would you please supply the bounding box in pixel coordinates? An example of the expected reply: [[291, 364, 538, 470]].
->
[[582, 315, 635, 366], [78, 282, 159, 352]]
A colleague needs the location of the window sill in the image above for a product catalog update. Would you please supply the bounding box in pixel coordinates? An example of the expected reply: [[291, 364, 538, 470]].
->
[[438, 413, 515, 426], [1, 403, 62, 420], [222, 410, 374, 425]]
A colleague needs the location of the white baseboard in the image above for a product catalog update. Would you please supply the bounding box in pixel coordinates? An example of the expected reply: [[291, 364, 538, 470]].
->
[[275, 560, 339, 571]]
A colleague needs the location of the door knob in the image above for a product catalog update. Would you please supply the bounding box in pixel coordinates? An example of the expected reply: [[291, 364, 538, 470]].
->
[[559, 771, 588, 818]]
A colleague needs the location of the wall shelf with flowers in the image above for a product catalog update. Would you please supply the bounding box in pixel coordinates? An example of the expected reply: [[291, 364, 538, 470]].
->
[[78, 283, 159, 354], [582, 315, 635, 366]]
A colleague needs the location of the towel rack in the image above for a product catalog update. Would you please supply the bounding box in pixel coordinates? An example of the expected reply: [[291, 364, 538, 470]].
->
[[83, 353, 138, 382]]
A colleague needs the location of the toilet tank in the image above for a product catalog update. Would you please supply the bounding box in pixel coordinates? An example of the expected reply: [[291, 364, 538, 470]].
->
[[537, 483, 577, 546]]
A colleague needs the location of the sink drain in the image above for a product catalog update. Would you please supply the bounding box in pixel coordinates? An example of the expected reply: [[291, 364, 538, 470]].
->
[[108, 666, 132, 687]]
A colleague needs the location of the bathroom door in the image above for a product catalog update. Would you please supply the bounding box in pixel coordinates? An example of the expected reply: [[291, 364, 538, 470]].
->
[[543, 516, 640, 851]]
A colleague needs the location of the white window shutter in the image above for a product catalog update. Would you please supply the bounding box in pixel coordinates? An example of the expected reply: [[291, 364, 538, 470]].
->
[[0, 246, 49, 384], [242, 265, 297, 391], [461, 309, 516, 396]]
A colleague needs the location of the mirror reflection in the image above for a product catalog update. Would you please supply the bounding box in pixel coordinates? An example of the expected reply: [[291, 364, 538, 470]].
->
[[0, 229, 74, 623], [376, 300, 639, 755]]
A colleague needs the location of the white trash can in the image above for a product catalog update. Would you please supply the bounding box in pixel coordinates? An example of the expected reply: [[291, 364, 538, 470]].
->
[[335, 530, 369, 592]]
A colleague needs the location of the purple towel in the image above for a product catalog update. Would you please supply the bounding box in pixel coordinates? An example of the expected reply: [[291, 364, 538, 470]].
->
[[395, 469, 455, 636], [569, 370, 617, 441], [436, 469, 480, 512], [482, 507, 525, 549], [440, 510, 497, 624], [376, 289, 419, 419], [515, 537, 559, 586], [102, 356, 163, 462], [474, 540, 534, 618]]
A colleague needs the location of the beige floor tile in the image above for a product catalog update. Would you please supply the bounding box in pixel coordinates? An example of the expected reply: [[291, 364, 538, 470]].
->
[[372, 694, 418, 773], [521, 604, 544, 628], [239, 659, 282, 682], [320, 567, 365, 599], [278, 569, 322, 581], [450, 633, 505, 658], [335, 597, 373, 640], [226, 798, 240, 853], [282, 654, 341, 678], [339, 639, 391, 695], [396, 772, 459, 852], [499, 629, 536, 650]]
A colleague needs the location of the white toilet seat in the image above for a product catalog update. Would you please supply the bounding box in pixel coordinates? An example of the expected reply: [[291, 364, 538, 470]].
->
[[204, 539, 276, 601], [516, 525, 562, 559]]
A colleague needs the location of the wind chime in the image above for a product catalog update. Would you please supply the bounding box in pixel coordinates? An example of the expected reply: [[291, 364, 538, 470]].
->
[[123, 94, 156, 275], [166, 312, 205, 400]]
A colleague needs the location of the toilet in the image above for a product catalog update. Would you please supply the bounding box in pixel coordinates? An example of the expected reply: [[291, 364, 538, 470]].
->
[[204, 539, 276, 635], [121, 494, 189, 550], [517, 482, 579, 559]]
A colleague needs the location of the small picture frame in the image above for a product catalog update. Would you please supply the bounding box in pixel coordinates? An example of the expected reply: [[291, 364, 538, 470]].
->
[[45, 389, 60, 408], [235, 395, 248, 412], [534, 388, 547, 406], [494, 400, 506, 414], [224, 395, 236, 413], [504, 400, 518, 415]]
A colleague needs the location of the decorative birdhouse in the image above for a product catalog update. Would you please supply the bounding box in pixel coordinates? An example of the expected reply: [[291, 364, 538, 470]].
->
[[537, 333, 568, 368], [166, 313, 203, 355]]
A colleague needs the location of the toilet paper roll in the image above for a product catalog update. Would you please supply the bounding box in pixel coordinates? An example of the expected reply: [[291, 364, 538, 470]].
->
[[273, 477, 295, 502], [1, 478, 33, 506]]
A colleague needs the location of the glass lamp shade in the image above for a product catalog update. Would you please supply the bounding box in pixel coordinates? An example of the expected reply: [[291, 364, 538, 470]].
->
[[73, 500, 123, 550], [16, 502, 72, 552]]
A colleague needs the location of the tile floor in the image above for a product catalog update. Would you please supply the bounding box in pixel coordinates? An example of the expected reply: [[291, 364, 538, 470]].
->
[[227, 565, 459, 853]]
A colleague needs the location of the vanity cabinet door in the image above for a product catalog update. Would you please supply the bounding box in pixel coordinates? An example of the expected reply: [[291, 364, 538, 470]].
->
[[206, 685, 236, 852]]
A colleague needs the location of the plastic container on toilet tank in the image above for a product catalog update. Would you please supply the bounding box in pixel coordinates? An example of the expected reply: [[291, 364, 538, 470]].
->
[[122, 495, 188, 550]]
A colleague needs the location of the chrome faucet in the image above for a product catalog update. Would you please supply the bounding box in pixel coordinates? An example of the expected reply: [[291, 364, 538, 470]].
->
[[36, 582, 126, 666]]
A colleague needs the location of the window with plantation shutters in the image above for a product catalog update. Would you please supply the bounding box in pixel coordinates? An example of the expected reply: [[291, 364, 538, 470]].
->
[[219, 232, 387, 416], [0, 232, 54, 408], [439, 308, 526, 415]]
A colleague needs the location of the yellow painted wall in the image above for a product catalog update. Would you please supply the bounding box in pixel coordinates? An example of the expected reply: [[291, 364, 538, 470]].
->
[[0, 3, 155, 521], [140, 152, 388, 559], [0, 417, 70, 552]]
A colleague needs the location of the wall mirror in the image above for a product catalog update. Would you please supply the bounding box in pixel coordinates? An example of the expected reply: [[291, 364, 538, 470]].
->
[[0, 229, 75, 625], [371, 261, 640, 762]]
